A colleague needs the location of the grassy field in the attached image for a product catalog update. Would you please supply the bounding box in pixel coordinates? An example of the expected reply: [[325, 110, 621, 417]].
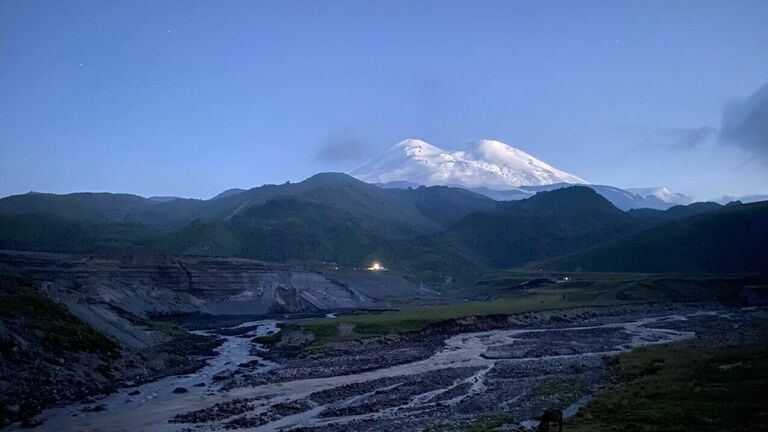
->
[[292, 286, 621, 345], [567, 341, 768, 431], [287, 272, 758, 348]]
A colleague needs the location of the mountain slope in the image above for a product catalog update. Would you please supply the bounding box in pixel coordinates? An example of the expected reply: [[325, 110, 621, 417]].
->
[[381, 179, 692, 211], [153, 175, 479, 265], [628, 202, 722, 221], [0, 192, 153, 223], [466, 183, 693, 211], [153, 219, 241, 257], [154, 197, 395, 266], [132, 173, 442, 236], [3, 173, 762, 276], [0, 214, 159, 254], [229, 198, 382, 264], [109, 182, 645, 272], [0, 174, 463, 262], [350, 139, 586, 189], [406, 186, 638, 271], [543, 201, 768, 273], [0, 174, 443, 235], [386, 185, 499, 227]]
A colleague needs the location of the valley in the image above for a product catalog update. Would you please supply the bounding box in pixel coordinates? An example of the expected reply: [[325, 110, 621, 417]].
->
[[16, 304, 767, 432], [1, 171, 767, 431]]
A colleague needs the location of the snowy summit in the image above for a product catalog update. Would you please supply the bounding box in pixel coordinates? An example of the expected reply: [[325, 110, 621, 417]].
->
[[349, 139, 586, 189]]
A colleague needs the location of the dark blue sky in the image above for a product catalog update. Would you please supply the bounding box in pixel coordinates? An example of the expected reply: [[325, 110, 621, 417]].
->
[[1, 0, 767, 200]]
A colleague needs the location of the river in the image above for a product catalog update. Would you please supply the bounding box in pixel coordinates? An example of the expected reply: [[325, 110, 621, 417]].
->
[[23, 310, 737, 432]]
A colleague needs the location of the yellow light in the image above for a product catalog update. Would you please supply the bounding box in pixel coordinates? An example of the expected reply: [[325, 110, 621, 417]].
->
[[367, 262, 383, 271]]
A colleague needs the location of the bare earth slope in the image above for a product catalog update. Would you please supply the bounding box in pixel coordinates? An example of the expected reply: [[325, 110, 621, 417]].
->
[[0, 250, 434, 346]]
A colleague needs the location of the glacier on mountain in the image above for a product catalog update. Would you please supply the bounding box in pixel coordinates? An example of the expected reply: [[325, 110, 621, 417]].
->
[[349, 138, 586, 189], [352, 138, 691, 210]]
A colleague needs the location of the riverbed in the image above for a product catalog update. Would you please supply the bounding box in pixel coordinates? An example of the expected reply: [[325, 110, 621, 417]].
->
[[23, 307, 757, 431]]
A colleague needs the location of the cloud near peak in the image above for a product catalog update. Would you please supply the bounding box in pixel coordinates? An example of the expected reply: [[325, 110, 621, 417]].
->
[[719, 81, 768, 163], [316, 129, 368, 163], [662, 126, 716, 149], [662, 81, 768, 164]]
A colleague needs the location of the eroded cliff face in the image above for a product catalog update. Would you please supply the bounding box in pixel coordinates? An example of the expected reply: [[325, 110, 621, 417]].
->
[[0, 250, 434, 426], [0, 274, 222, 427], [0, 250, 380, 347], [1, 250, 377, 309]]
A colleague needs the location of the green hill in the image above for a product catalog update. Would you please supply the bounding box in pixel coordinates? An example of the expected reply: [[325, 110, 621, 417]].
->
[[628, 202, 722, 221], [3, 176, 766, 276], [0, 214, 159, 254], [156, 198, 387, 266], [0, 192, 152, 223], [0, 174, 445, 234], [153, 219, 241, 257], [153, 175, 484, 266], [432, 186, 638, 269], [543, 201, 768, 273], [0, 174, 447, 264], [387, 185, 499, 227]]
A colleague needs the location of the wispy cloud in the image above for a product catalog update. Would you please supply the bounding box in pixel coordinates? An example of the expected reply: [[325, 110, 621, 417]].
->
[[719, 81, 768, 163], [661, 126, 716, 149], [660, 81, 768, 165], [316, 129, 367, 163]]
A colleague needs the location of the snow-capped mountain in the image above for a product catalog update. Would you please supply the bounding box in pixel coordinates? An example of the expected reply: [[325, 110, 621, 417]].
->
[[715, 194, 768, 205], [349, 139, 586, 189], [460, 184, 692, 211], [357, 138, 693, 210], [626, 187, 692, 207]]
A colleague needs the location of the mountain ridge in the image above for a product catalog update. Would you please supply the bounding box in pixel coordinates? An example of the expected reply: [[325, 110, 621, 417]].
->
[[0, 172, 763, 275], [541, 200, 768, 273]]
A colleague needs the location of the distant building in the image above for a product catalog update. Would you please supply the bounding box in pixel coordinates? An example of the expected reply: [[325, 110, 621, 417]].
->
[[367, 262, 387, 271]]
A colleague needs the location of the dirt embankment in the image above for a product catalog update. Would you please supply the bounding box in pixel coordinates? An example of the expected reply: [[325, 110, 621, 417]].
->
[[0, 274, 222, 428], [0, 249, 380, 323]]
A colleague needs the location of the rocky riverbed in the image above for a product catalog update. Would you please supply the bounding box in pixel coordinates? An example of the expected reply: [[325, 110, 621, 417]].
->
[[7, 320, 278, 431], [14, 305, 767, 431]]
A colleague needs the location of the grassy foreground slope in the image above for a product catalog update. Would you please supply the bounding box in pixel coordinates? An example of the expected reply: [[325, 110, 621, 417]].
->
[[568, 340, 768, 431]]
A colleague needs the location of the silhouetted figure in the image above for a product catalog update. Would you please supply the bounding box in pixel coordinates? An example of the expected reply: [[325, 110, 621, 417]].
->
[[537, 407, 563, 432]]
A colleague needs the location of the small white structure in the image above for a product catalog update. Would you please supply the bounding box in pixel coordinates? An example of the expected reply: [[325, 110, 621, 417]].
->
[[367, 262, 387, 271]]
